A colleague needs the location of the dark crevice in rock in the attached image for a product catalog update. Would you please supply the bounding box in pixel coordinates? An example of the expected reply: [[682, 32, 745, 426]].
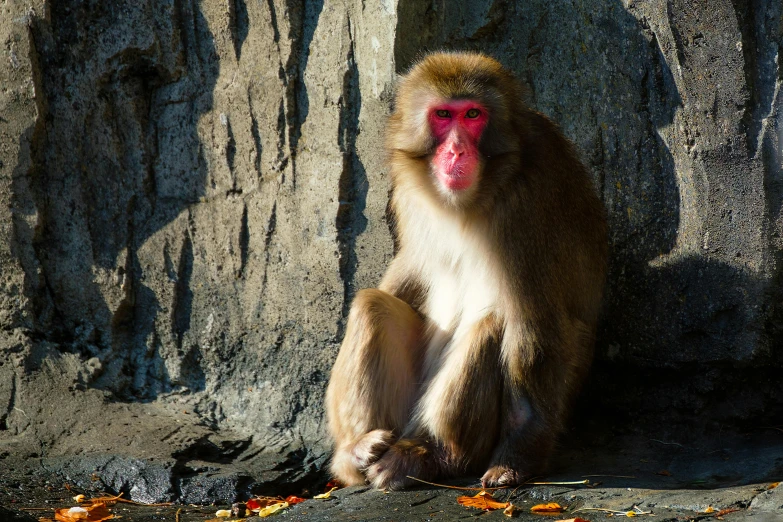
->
[[274, 97, 289, 174], [336, 16, 367, 319], [248, 92, 263, 180], [172, 233, 194, 351], [731, 0, 762, 156], [226, 116, 237, 185], [665, 1, 688, 71], [238, 203, 249, 278], [228, 0, 249, 62], [260, 202, 278, 297]]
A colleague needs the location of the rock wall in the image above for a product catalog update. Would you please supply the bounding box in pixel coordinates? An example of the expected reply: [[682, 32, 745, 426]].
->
[[0, 0, 781, 471]]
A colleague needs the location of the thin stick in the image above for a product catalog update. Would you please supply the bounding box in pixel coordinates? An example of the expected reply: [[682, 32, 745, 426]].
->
[[573, 506, 652, 516], [405, 476, 589, 490], [92, 493, 172, 507], [525, 479, 590, 485], [650, 438, 685, 447], [176, 507, 182, 522], [582, 474, 637, 479], [405, 476, 508, 491]]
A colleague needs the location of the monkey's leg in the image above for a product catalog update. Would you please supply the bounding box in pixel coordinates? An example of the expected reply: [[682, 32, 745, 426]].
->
[[481, 318, 593, 487], [366, 315, 503, 490], [326, 289, 424, 485]]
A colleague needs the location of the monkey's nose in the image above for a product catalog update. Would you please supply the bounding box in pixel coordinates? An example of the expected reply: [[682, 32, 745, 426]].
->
[[448, 143, 464, 158]]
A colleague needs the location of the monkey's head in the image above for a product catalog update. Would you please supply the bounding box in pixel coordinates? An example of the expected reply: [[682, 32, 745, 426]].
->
[[388, 52, 525, 206]]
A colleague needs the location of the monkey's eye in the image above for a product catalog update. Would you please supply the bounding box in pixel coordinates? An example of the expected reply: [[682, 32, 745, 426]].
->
[[465, 108, 481, 118], [435, 109, 451, 118]]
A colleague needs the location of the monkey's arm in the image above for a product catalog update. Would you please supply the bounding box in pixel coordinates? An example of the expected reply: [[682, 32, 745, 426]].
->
[[377, 256, 426, 312]]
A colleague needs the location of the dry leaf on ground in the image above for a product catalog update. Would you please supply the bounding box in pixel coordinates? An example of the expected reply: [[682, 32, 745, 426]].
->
[[246, 497, 287, 511], [456, 491, 510, 511], [531, 502, 566, 514], [285, 495, 306, 505], [314, 486, 339, 499], [257, 502, 289, 517], [54, 502, 115, 522], [324, 480, 343, 490]]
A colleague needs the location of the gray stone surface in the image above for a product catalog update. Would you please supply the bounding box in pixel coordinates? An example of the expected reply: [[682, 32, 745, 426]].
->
[[0, 0, 781, 507]]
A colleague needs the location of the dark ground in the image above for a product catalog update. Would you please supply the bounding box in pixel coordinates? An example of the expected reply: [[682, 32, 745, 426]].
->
[[2, 415, 782, 522]]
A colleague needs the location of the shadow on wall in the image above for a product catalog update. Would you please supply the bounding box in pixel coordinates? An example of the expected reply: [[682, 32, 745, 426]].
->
[[11, 1, 218, 399]]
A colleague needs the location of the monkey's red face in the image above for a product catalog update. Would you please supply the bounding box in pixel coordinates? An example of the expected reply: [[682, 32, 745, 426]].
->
[[428, 100, 488, 192]]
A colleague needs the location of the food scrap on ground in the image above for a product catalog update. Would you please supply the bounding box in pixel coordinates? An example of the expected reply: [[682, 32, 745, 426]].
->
[[530, 502, 566, 514], [456, 490, 510, 511], [314, 486, 339, 499], [52, 502, 115, 522]]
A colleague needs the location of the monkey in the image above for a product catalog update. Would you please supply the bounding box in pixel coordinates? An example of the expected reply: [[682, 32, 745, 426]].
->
[[325, 52, 608, 490]]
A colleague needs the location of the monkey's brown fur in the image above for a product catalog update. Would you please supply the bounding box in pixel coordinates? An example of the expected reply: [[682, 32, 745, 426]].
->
[[326, 52, 608, 490]]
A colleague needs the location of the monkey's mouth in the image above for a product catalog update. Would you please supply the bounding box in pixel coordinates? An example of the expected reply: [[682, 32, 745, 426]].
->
[[436, 159, 479, 191], [439, 170, 475, 191]]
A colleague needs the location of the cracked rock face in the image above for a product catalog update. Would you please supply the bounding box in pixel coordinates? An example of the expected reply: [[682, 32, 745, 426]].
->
[[0, 0, 782, 502]]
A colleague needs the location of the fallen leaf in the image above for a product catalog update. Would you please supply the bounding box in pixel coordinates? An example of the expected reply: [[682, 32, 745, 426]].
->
[[655, 470, 671, 476], [703, 506, 715, 514], [314, 487, 338, 499], [285, 495, 306, 505], [531, 502, 565, 514], [325, 480, 343, 490], [457, 491, 510, 511], [257, 502, 289, 517], [214, 509, 232, 517], [54, 502, 115, 522], [73, 494, 86, 503], [246, 497, 287, 511], [504, 503, 516, 517], [555, 519, 591, 522], [768, 482, 780, 490], [715, 508, 740, 517]]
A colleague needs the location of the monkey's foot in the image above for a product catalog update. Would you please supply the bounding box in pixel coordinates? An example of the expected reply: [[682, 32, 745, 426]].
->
[[351, 429, 396, 470], [330, 430, 396, 486], [481, 465, 522, 488], [366, 438, 438, 490]]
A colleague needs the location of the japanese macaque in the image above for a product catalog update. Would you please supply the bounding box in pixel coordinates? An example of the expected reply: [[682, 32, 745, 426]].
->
[[325, 52, 608, 490]]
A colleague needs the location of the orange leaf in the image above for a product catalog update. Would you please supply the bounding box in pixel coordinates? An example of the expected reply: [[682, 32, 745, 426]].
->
[[285, 495, 306, 505], [246, 496, 286, 512], [325, 480, 343, 491], [715, 508, 740, 517], [54, 502, 115, 522], [457, 491, 510, 511], [768, 482, 780, 490], [531, 502, 565, 514]]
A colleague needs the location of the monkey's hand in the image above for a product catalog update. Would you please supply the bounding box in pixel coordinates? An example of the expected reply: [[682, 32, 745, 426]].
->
[[350, 429, 396, 470], [481, 465, 523, 488], [365, 438, 438, 490]]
